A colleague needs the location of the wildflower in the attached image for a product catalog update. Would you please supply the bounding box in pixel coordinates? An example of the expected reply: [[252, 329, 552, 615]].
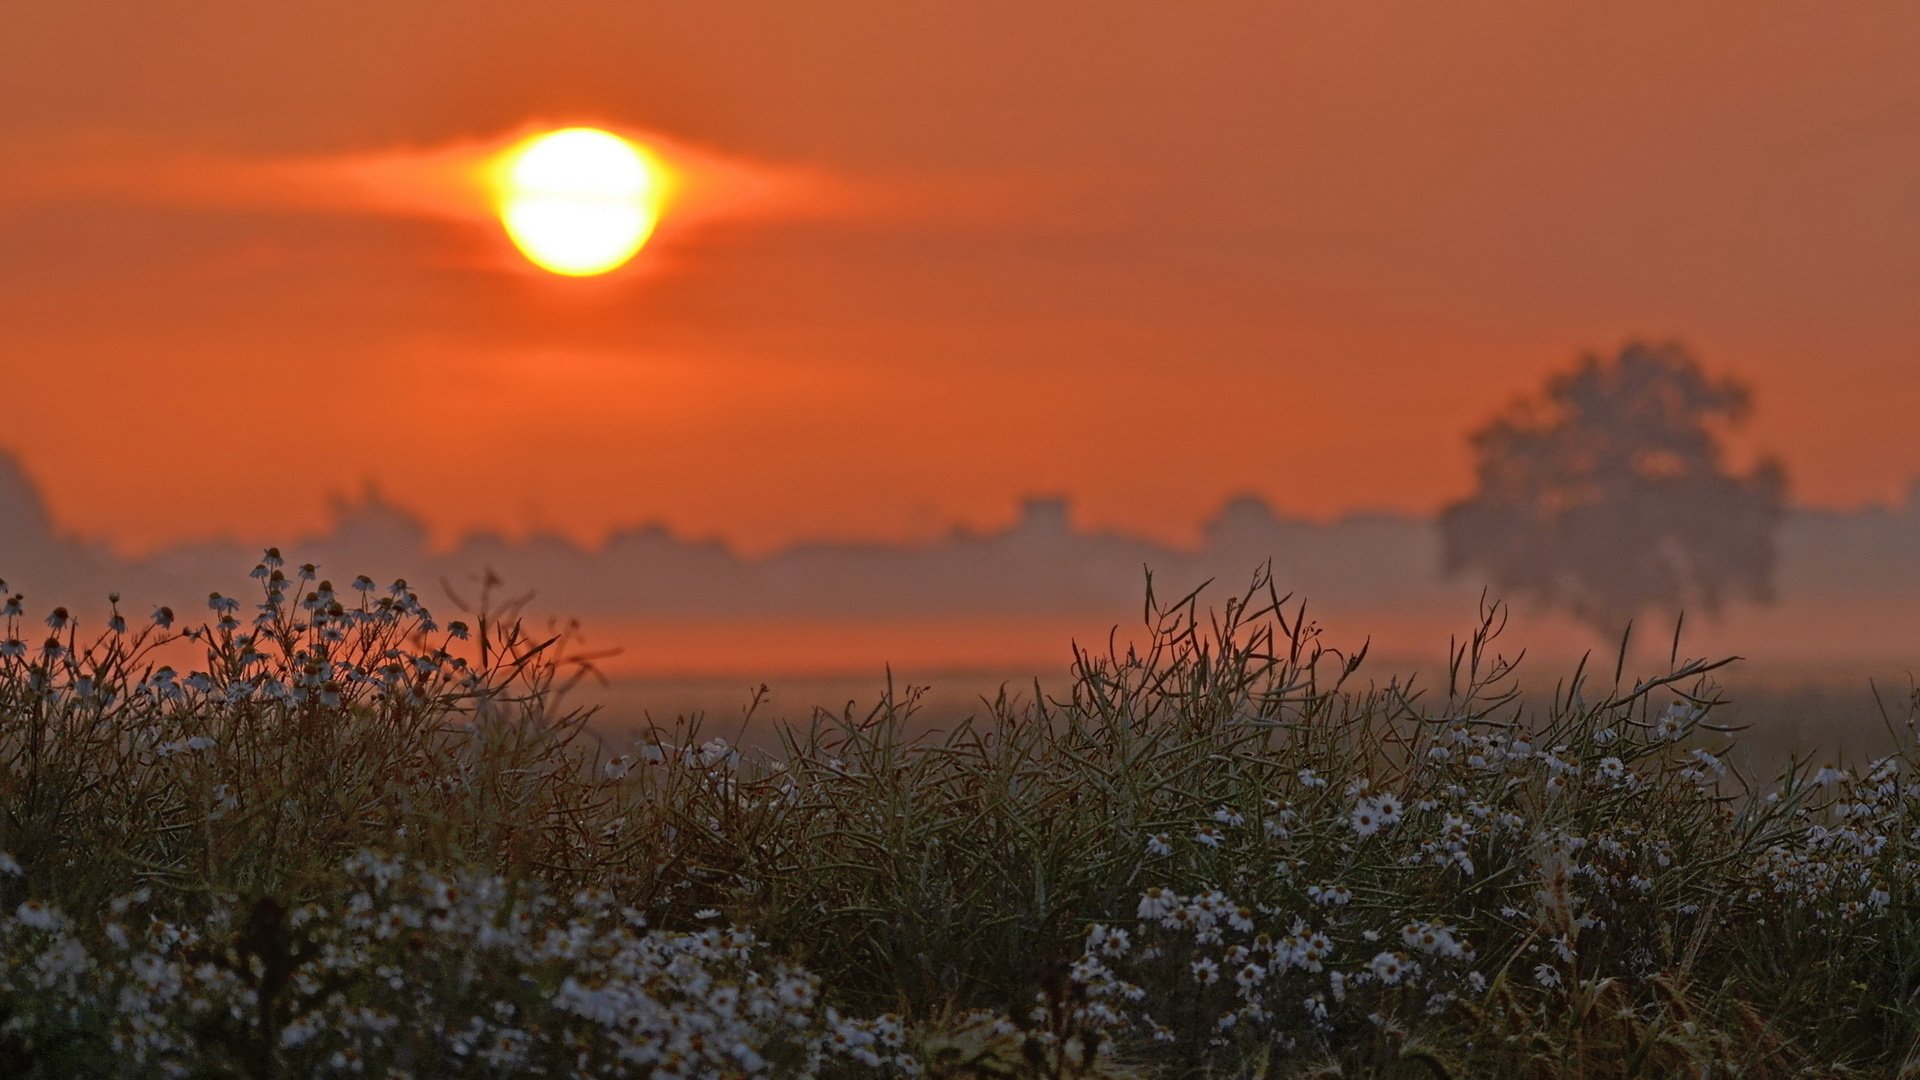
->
[[45, 606, 68, 630], [1161, 905, 1198, 933], [1191, 889, 1229, 922], [0, 851, 20, 876], [202, 785, 238, 821], [1191, 957, 1220, 984], [1373, 792, 1404, 827], [1351, 801, 1383, 839], [1534, 963, 1562, 988], [1402, 921, 1463, 958], [1307, 883, 1352, 907], [1137, 888, 1179, 921], [694, 737, 740, 770], [1145, 833, 1173, 857], [281, 1013, 321, 1048], [1653, 703, 1698, 741], [152, 606, 175, 629], [1213, 805, 1245, 827], [1194, 825, 1224, 848], [344, 850, 405, 889], [1, 594, 21, 618], [1298, 767, 1327, 789], [16, 899, 63, 932], [0, 639, 22, 660], [1301, 931, 1334, 970], [1369, 951, 1408, 985]]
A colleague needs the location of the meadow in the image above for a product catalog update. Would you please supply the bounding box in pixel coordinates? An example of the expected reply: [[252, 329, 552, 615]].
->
[[2, 554, 1918, 1078]]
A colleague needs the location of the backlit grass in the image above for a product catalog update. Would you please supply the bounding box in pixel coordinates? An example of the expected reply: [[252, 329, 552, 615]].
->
[[1, 556, 1916, 1077]]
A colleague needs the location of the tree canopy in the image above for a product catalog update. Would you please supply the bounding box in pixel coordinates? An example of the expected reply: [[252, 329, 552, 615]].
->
[[1440, 341, 1787, 638]]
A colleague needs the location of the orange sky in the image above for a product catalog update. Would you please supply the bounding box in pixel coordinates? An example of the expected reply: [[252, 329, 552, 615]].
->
[[3, 2, 1918, 557]]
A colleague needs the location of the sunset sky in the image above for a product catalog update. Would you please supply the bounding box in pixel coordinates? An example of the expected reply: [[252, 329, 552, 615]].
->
[[4, 2, 1918, 559]]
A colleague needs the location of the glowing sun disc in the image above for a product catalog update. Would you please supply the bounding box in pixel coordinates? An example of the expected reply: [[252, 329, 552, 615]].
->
[[497, 128, 658, 276]]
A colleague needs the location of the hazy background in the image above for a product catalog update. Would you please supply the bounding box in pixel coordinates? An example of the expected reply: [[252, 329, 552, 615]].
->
[[3, 3, 1917, 746], [2, 448, 1916, 756]]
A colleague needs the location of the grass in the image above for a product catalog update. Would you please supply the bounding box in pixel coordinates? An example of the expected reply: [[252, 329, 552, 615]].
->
[[1, 556, 1917, 1077]]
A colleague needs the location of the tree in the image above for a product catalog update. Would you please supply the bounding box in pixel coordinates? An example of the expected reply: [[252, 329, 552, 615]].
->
[[1439, 341, 1787, 638]]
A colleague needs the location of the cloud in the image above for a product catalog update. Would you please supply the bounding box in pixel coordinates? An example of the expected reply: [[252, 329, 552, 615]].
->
[[0, 125, 863, 271]]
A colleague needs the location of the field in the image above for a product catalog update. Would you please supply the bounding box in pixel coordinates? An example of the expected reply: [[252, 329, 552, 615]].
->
[[3, 558, 1919, 1077]]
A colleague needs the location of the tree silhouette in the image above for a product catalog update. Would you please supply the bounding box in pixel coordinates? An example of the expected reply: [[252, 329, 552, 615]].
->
[[1440, 341, 1788, 638]]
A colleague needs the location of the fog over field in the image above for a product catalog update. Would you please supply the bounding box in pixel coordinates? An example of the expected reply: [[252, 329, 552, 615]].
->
[[4, 448, 1916, 748]]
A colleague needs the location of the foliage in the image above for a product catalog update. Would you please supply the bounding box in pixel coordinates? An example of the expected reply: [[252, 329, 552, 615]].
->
[[1, 557, 1917, 1077], [1440, 341, 1788, 637]]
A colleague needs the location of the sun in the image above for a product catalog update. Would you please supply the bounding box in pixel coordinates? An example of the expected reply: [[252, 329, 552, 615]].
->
[[495, 128, 659, 276]]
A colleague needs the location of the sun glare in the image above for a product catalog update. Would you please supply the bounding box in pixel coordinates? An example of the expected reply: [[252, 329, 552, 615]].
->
[[495, 128, 658, 276]]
